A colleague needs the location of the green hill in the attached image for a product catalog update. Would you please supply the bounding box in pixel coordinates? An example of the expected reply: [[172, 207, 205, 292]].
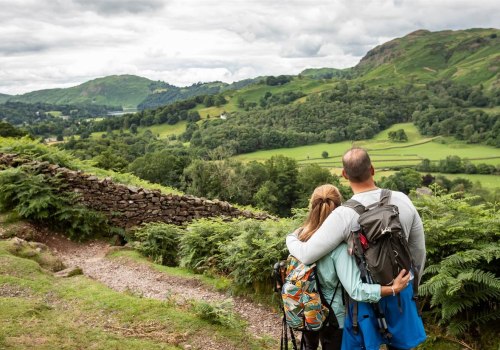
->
[[4, 28, 499, 112], [6, 76, 260, 110], [0, 93, 11, 104], [137, 79, 259, 110], [355, 28, 500, 88], [299, 67, 352, 79], [8, 75, 158, 108]]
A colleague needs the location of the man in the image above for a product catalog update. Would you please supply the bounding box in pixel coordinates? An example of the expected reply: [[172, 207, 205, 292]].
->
[[286, 147, 426, 350]]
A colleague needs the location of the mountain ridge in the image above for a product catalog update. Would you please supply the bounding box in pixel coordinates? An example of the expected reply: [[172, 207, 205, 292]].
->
[[4, 28, 499, 108]]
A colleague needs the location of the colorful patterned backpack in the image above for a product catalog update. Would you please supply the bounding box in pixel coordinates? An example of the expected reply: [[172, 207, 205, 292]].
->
[[281, 255, 339, 331], [274, 256, 340, 350]]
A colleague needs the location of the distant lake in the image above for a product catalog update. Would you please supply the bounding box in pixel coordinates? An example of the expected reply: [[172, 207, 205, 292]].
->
[[107, 108, 137, 116]]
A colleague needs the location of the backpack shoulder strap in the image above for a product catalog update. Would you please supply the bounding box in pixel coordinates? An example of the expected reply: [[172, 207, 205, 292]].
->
[[379, 188, 392, 205], [343, 199, 366, 216]]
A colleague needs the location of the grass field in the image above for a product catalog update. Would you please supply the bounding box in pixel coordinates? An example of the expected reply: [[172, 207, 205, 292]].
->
[[91, 122, 187, 139], [234, 123, 500, 189]]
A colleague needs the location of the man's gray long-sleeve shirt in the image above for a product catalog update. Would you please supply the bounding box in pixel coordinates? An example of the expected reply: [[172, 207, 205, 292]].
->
[[286, 188, 426, 282]]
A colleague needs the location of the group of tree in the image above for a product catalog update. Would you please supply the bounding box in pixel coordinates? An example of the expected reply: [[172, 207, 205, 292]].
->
[[412, 81, 500, 147], [187, 84, 418, 154], [265, 75, 292, 86], [377, 167, 498, 202], [0, 101, 118, 126], [0, 121, 29, 138], [388, 129, 408, 142], [416, 155, 499, 175]]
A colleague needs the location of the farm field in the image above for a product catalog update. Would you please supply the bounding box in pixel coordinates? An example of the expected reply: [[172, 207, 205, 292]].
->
[[234, 123, 500, 189], [90, 122, 187, 139], [235, 123, 500, 166]]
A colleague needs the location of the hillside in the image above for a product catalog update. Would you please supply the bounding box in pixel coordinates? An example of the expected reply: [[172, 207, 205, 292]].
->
[[8, 75, 159, 108], [3, 28, 498, 111], [6, 76, 260, 110], [355, 28, 500, 88], [0, 93, 10, 104], [137, 79, 259, 110], [299, 67, 352, 79]]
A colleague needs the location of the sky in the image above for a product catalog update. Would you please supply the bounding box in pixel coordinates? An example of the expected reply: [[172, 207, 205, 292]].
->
[[0, 0, 499, 95]]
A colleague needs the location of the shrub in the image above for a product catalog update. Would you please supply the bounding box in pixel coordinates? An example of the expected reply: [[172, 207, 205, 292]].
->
[[191, 299, 241, 328], [179, 218, 237, 272], [0, 136, 76, 167], [415, 193, 500, 342], [0, 165, 110, 241], [132, 222, 182, 266], [221, 217, 299, 293]]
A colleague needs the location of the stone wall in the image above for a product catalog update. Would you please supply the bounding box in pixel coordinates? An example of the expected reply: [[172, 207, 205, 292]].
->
[[0, 153, 272, 228]]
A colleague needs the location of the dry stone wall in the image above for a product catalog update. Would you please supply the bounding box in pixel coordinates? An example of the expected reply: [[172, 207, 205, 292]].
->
[[0, 153, 272, 228]]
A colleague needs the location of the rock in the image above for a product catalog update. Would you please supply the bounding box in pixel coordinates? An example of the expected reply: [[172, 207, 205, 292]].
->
[[54, 267, 83, 278]]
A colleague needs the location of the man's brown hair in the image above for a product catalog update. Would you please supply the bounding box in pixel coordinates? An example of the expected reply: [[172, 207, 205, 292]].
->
[[342, 147, 372, 183]]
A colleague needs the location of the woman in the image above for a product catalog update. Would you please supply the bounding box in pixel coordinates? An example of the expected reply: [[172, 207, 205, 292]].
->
[[295, 184, 410, 350]]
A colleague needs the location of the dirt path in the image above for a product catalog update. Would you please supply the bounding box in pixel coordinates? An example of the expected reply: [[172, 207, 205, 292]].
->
[[42, 234, 282, 344]]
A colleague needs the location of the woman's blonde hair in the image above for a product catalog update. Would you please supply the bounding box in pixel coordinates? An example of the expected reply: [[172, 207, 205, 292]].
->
[[299, 184, 342, 242]]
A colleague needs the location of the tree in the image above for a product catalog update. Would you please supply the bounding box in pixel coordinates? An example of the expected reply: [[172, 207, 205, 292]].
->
[[295, 164, 344, 208], [0, 121, 27, 137], [203, 95, 214, 107], [237, 97, 245, 108], [129, 150, 191, 188], [378, 168, 422, 194], [388, 129, 408, 142], [130, 124, 138, 134], [214, 95, 226, 107], [321, 151, 329, 159], [254, 155, 299, 216], [93, 149, 128, 171]]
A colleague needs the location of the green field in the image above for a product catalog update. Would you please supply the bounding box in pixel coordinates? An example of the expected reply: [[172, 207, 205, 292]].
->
[[234, 123, 500, 189], [91, 122, 187, 139]]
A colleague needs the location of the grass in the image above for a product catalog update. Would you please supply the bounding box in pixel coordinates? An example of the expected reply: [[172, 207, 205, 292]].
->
[[234, 123, 500, 189], [234, 123, 500, 165], [0, 239, 274, 350], [91, 122, 188, 140]]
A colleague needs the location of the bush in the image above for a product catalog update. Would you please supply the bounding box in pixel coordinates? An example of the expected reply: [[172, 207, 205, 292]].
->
[[0, 165, 110, 241], [0, 136, 76, 168], [415, 193, 500, 342], [191, 299, 241, 328], [132, 222, 182, 266], [221, 218, 297, 293], [179, 218, 237, 273]]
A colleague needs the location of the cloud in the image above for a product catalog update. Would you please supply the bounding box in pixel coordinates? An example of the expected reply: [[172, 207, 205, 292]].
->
[[72, 0, 166, 15], [0, 0, 499, 94]]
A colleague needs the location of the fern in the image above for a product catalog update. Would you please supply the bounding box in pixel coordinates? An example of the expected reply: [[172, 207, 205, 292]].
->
[[132, 222, 182, 266], [416, 193, 500, 341], [0, 164, 112, 240]]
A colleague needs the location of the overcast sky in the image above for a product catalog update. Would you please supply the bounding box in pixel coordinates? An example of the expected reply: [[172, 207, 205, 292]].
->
[[0, 0, 498, 95]]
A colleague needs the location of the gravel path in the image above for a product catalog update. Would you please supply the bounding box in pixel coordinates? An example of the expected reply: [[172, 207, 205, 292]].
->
[[43, 234, 282, 346]]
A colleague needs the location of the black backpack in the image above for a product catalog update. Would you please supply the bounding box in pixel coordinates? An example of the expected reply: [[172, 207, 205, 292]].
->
[[344, 189, 417, 286], [344, 189, 420, 337]]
